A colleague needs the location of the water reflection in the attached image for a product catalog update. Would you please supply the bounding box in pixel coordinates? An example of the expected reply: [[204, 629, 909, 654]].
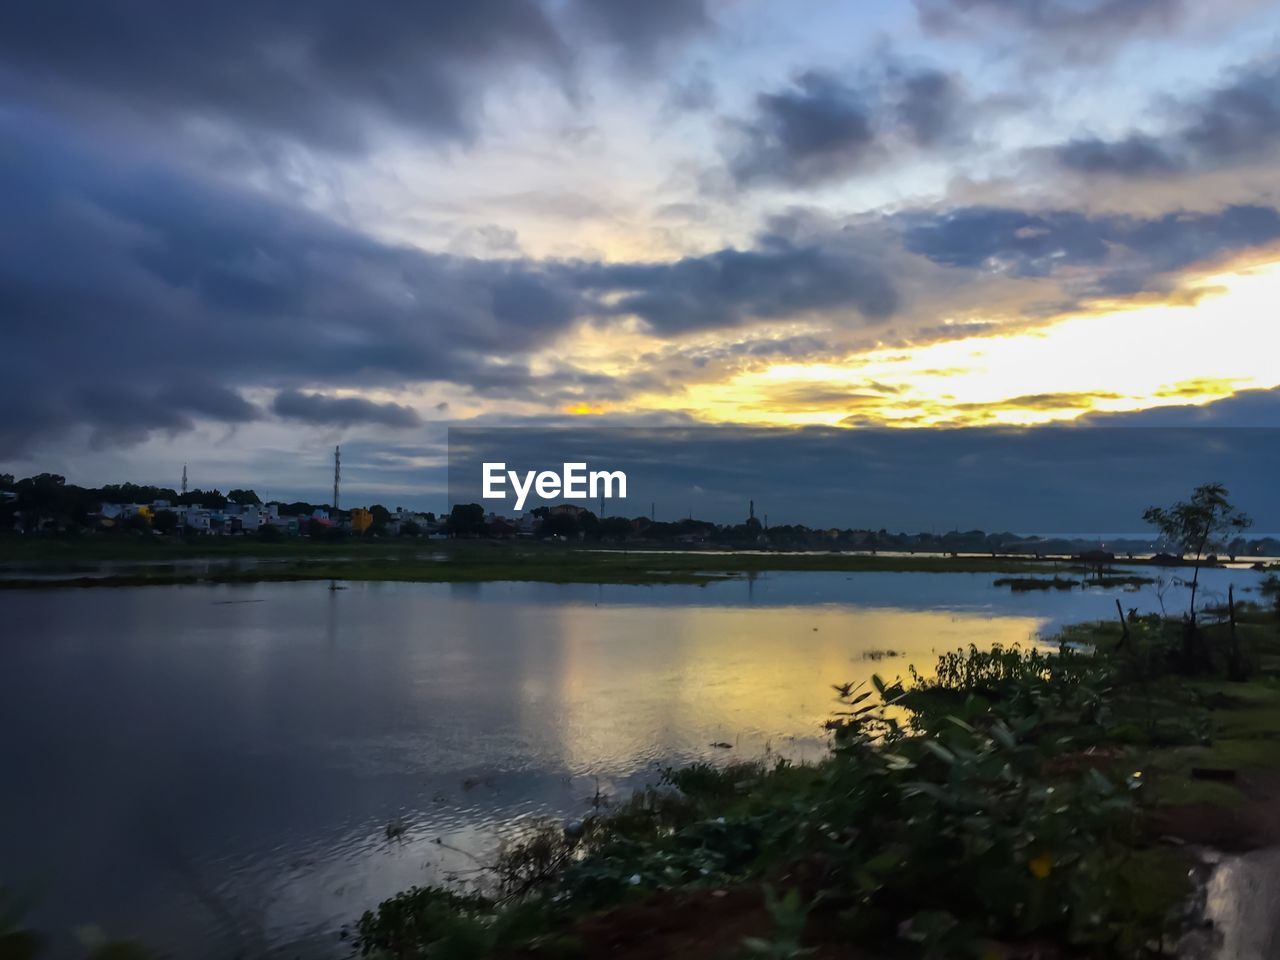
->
[[0, 567, 1266, 957]]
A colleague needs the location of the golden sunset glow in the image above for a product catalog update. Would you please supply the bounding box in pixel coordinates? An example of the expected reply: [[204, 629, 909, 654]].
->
[[564, 401, 608, 416], [594, 255, 1280, 427]]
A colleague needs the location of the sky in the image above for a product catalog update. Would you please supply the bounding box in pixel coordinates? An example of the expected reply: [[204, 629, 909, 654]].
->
[[2, 0, 1279, 523]]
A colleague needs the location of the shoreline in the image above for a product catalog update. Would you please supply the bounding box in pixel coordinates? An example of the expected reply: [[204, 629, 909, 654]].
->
[[2, 538, 1272, 589]]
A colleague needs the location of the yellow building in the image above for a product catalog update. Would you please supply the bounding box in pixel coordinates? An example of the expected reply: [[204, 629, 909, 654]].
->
[[350, 507, 373, 534]]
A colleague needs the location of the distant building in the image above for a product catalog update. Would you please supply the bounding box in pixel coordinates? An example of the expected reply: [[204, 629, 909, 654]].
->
[[350, 507, 373, 534]]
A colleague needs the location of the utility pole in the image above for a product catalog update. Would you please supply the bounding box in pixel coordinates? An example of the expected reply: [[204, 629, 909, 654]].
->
[[333, 445, 341, 512]]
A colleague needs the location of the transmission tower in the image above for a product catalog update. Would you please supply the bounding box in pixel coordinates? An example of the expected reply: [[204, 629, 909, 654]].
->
[[333, 445, 341, 512]]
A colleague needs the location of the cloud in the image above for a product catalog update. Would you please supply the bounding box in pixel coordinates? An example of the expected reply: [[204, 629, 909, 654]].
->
[[6, 43, 1277, 463], [0, 0, 721, 160], [0, 114, 568, 454], [727, 72, 878, 187], [1079, 386, 1280, 426], [0, 114, 908, 457], [724, 65, 969, 188], [0, 1, 573, 153], [900, 204, 1280, 293], [903, 208, 1110, 273], [952, 391, 1125, 411], [571, 241, 900, 330], [894, 67, 969, 148], [7, 106, 1266, 462], [272, 391, 422, 429], [1049, 58, 1280, 177], [160, 382, 263, 424], [915, 0, 1185, 40], [1049, 134, 1183, 176], [446, 422, 1280, 529], [565, 0, 711, 68], [0, 379, 260, 453]]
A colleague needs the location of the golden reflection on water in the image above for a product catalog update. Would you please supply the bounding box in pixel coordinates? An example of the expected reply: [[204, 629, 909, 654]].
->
[[530, 604, 1047, 774]]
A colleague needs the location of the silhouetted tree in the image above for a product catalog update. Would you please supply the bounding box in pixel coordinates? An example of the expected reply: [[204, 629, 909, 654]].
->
[[369, 504, 392, 532], [1143, 483, 1251, 624], [152, 509, 180, 534], [447, 503, 485, 537]]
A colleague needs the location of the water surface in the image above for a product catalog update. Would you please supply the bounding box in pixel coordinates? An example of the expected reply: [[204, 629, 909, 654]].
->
[[0, 568, 1266, 956]]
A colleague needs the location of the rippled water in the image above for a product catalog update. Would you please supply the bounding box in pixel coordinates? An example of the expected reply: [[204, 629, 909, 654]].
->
[[0, 567, 1267, 956]]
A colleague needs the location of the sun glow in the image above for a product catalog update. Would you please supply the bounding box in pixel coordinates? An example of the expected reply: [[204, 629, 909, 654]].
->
[[620, 256, 1280, 426]]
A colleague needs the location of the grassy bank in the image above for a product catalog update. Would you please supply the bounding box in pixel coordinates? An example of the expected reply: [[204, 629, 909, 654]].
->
[[0, 536, 1096, 588]]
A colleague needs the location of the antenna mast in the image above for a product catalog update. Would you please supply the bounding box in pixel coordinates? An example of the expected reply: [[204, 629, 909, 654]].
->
[[333, 445, 341, 512]]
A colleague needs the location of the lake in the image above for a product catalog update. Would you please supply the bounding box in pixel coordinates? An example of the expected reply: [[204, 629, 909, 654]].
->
[[0, 567, 1268, 956]]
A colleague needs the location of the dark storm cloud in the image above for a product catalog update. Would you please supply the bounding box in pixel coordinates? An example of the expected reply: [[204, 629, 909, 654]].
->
[[0, 0, 715, 157], [273, 391, 422, 429], [1, 381, 261, 452], [728, 72, 877, 187], [0, 1, 570, 152], [0, 114, 570, 453], [894, 68, 968, 148], [1050, 134, 1183, 176], [1050, 58, 1280, 176], [725, 66, 969, 188], [159, 382, 263, 424], [566, 0, 711, 67], [1080, 386, 1280, 427], [1182, 60, 1280, 161], [901, 204, 1280, 289], [448, 422, 1280, 530], [904, 208, 1111, 272], [571, 243, 900, 329], [916, 0, 1184, 38], [0, 115, 905, 456]]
